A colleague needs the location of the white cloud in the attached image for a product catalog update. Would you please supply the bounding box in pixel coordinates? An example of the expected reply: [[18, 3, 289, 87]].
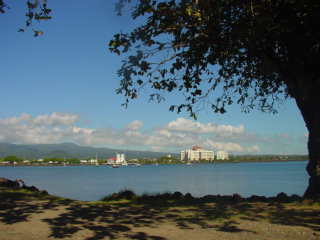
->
[[151, 146, 163, 152], [0, 113, 304, 154], [126, 120, 143, 131], [72, 126, 94, 135], [203, 139, 244, 152], [0, 113, 31, 125], [30, 112, 80, 126], [166, 118, 244, 135], [0, 113, 80, 144], [247, 145, 260, 153]]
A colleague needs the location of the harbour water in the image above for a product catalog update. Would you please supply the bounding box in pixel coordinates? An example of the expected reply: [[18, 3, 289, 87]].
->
[[0, 161, 308, 201]]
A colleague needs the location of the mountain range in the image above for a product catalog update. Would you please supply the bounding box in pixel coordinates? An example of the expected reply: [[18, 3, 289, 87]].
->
[[0, 142, 176, 160]]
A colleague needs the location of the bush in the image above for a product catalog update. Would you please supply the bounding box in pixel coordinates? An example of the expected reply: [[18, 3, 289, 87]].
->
[[101, 189, 136, 201]]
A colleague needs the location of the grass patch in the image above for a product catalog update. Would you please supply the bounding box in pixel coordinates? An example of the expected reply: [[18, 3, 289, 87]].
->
[[0, 186, 74, 204], [101, 189, 137, 201]]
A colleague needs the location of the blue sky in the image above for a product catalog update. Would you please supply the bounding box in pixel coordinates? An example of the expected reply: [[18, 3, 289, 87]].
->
[[0, 0, 308, 154]]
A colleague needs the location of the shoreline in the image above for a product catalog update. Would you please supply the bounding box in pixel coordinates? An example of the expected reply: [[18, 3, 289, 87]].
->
[[0, 159, 308, 167], [0, 182, 319, 240]]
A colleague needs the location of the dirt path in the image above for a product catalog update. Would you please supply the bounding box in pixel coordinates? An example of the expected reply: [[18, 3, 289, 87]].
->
[[0, 189, 320, 240]]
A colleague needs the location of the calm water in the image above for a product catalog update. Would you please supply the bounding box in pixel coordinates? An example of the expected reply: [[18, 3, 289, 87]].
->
[[0, 161, 308, 201]]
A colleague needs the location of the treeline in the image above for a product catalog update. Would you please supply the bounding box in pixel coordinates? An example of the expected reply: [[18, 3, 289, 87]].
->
[[228, 155, 309, 162], [0, 156, 88, 165], [134, 156, 181, 165], [136, 155, 309, 164], [0, 154, 308, 166]]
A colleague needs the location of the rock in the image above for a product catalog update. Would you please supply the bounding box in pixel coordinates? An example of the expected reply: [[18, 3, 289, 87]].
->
[[0, 177, 48, 194], [232, 193, 243, 202], [201, 195, 216, 201], [40, 190, 48, 195], [27, 185, 40, 192], [172, 191, 183, 199], [0, 177, 20, 188], [248, 195, 267, 202], [276, 192, 289, 202], [290, 194, 302, 201], [184, 193, 194, 201]]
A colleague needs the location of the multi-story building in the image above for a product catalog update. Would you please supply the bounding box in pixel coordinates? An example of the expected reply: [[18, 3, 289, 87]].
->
[[181, 146, 214, 161], [88, 158, 98, 164], [216, 150, 229, 160], [116, 153, 126, 164]]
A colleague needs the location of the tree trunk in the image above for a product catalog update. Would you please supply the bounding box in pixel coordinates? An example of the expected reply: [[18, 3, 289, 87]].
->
[[293, 79, 320, 198], [304, 128, 320, 198]]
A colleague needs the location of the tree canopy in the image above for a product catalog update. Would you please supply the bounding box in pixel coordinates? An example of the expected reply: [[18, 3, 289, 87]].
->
[[110, 0, 319, 118], [110, 0, 320, 197], [0, 0, 52, 36]]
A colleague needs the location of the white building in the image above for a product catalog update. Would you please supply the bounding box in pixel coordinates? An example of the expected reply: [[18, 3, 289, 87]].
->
[[116, 153, 126, 164], [181, 146, 214, 161], [216, 150, 229, 160], [88, 158, 98, 164]]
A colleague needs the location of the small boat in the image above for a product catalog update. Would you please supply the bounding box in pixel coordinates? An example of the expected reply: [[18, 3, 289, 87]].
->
[[186, 162, 192, 165], [112, 164, 119, 168]]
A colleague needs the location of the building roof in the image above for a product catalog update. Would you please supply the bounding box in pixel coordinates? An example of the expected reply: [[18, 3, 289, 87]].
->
[[192, 145, 203, 150]]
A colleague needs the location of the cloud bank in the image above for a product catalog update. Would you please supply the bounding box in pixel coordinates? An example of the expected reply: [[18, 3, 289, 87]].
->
[[0, 113, 307, 154]]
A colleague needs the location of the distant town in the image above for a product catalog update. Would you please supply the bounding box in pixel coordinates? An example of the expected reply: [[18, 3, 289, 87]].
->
[[0, 145, 308, 167], [181, 145, 229, 161]]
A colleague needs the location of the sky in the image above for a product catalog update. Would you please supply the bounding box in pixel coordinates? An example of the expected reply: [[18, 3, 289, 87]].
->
[[0, 0, 308, 154]]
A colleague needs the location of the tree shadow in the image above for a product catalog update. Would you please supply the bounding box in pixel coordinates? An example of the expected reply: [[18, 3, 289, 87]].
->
[[0, 187, 67, 224], [268, 203, 320, 231], [42, 203, 166, 239], [1, 188, 320, 239], [43, 195, 264, 237]]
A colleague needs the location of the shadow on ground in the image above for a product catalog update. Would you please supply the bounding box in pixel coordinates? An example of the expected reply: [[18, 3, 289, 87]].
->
[[1, 188, 320, 239]]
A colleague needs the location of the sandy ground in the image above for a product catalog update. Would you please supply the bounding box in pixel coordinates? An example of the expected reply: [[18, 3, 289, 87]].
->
[[0, 189, 320, 240]]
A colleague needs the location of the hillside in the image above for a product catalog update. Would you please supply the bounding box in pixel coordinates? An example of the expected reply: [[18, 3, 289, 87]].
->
[[0, 142, 176, 159]]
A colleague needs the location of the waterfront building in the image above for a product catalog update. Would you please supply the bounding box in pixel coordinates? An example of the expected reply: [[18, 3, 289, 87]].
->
[[116, 153, 126, 164], [107, 157, 117, 165], [88, 159, 98, 164], [181, 146, 214, 161], [216, 150, 229, 160]]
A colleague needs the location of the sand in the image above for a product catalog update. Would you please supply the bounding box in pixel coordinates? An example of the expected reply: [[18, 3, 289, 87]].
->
[[0, 188, 319, 240]]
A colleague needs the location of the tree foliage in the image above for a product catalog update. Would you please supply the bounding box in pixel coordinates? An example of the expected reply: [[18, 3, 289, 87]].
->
[[110, 0, 320, 197], [3, 155, 22, 163], [110, 0, 320, 118], [0, 0, 52, 36]]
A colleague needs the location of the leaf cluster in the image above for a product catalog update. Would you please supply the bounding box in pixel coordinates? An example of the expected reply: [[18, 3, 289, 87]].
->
[[110, 0, 320, 117], [1, 0, 52, 36], [3, 155, 22, 162]]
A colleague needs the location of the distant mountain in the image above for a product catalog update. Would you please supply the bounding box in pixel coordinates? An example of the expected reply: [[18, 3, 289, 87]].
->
[[0, 142, 177, 159]]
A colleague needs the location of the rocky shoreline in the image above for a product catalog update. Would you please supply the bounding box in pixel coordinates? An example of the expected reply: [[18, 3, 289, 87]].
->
[[1, 177, 319, 240], [0, 177, 48, 195], [0, 177, 316, 203]]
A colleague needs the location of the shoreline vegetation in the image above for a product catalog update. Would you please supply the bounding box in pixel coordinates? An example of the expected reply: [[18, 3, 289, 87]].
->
[[0, 177, 319, 240], [0, 154, 308, 167]]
